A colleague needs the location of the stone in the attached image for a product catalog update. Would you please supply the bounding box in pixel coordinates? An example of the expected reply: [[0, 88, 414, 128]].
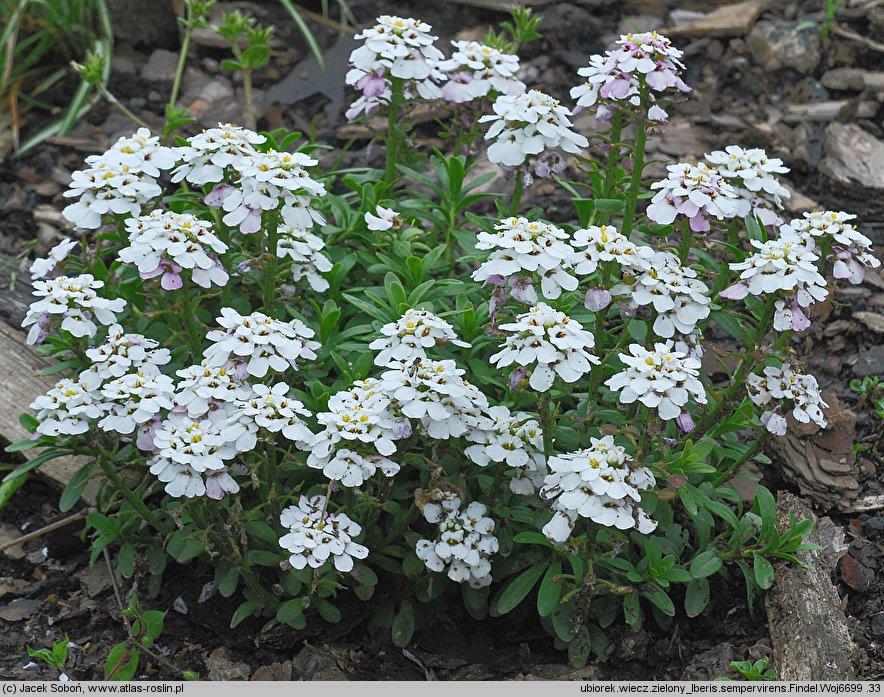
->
[[783, 100, 877, 123], [664, 0, 769, 38], [747, 20, 821, 75], [250, 661, 293, 681], [140, 49, 180, 83], [0, 577, 32, 599], [293, 645, 338, 680], [821, 68, 884, 94], [681, 643, 735, 680], [821, 123, 884, 190], [205, 647, 251, 681], [107, 0, 179, 50], [0, 598, 41, 621], [854, 311, 884, 334], [855, 346, 884, 376]]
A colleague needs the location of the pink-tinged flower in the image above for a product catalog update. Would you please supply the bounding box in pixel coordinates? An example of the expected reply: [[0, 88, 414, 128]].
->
[[507, 276, 538, 305], [675, 411, 695, 433], [365, 205, 399, 231], [720, 282, 749, 300], [507, 365, 529, 391], [204, 183, 235, 207], [584, 288, 612, 312], [773, 299, 811, 332], [356, 69, 387, 98], [142, 260, 184, 290], [136, 417, 162, 451], [646, 162, 741, 231], [760, 410, 788, 437]]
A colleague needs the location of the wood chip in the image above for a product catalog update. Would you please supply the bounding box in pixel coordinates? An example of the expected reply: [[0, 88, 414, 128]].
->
[[662, 0, 769, 37], [821, 122, 884, 190]]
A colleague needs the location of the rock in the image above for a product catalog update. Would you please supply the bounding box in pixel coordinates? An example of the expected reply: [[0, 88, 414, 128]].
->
[[855, 345, 884, 376], [854, 311, 884, 333], [783, 99, 877, 123], [821, 68, 884, 94], [782, 183, 819, 213], [0, 523, 26, 560], [250, 661, 293, 681], [664, 0, 770, 38], [293, 644, 339, 680], [0, 577, 32, 599], [815, 517, 849, 570], [821, 123, 884, 190], [76, 564, 111, 597], [747, 20, 821, 75], [140, 49, 180, 83], [0, 598, 41, 621], [107, 0, 179, 50], [186, 79, 235, 122], [680, 643, 735, 680], [839, 551, 875, 591], [205, 647, 251, 681]]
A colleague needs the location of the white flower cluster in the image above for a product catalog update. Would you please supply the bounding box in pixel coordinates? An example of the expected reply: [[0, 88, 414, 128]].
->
[[231, 383, 314, 449], [722, 231, 828, 332], [62, 128, 176, 229], [172, 361, 250, 417], [541, 435, 657, 543], [781, 211, 881, 285], [369, 308, 470, 367], [570, 224, 654, 276], [29, 239, 78, 280], [204, 308, 320, 378], [416, 494, 498, 588], [571, 31, 690, 123], [207, 149, 327, 234], [747, 364, 829, 434], [23, 274, 126, 345], [612, 251, 711, 338], [84, 324, 171, 380], [704, 145, 790, 225], [119, 211, 229, 290], [480, 90, 588, 174], [491, 303, 599, 392], [647, 162, 741, 232], [345, 15, 446, 120], [471, 217, 582, 301], [29, 372, 104, 437], [438, 40, 524, 103], [172, 123, 267, 185], [465, 405, 545, 495], [605, 341, 707, 420], [97, 369, 175, 436], [276, 225, 333, 292], [279, 495, 369, 573]]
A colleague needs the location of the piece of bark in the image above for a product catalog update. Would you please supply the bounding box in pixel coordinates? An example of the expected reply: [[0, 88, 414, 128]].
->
[[0, 253, 33, 327], [782, 99, 878, 123], [0, 320, 93, 502], [768, 391, 860, 511], [821, 122, 884, 190], [662, 0, 770, 37], [766, 492, 857, 680]]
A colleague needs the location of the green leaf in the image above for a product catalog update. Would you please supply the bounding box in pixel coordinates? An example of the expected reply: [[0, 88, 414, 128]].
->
[[753, 554, 775, 589], [461, 584, 489, 621], [142, 611, 165, 641], [230, 599, 262, 628], [537, 562, 563, 617], [117, 543, 135, 578], [166, 533, 204, 563], [754, 486, 778, 542], [59, 464, 92, 512], [495, 563, 546, 615], [391, 600, 415, 648], [105, 643, 138, 680], [642, 584, 675, 616], [245, 550, 282, 567], [711, 311, 749, 345], [215, 563, 240, 598], [626, 319, 648, 342], [623, 591, 641, 628], [684, 578, 710, 617], [513, 531, 552, 547], [276, 598, 306, 629], [314, 598, 341, 624], [243, 521, 279, 547], [567, 626, 592, 668], [689, 550, 722, 579]]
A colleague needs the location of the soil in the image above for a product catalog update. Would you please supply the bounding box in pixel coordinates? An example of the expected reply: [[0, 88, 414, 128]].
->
[[1, 0, 883, 682]]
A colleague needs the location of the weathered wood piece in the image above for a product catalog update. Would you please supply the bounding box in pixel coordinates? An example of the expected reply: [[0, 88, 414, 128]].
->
[[822, 122, 884, 190], [766, 492, 857, 680], [662, 0, 769, 38], [0, 319, 92, 501]]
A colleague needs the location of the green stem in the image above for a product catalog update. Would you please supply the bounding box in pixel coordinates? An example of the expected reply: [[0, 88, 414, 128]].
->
[[384, 78, 404, 189], [620, 85, 650, 238], [263, 211, 280, 314], [98, 86, 151, 130], [538, 394, 554, 456], [510, 174, 524, 216], [602, 110, 624, 200], [169, 14, 193, 111], [242, 68, 256, 131], [98, 458, 171, 536], [179, 288, 205, 356], [679, 218, 693, 264], [712, 431, 769, 487]]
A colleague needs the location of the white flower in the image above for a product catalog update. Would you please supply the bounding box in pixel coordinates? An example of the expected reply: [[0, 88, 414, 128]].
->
[[416, 500, 498, 588], [747, 365, 828, 431], [605, 341, 707, 420], [571, 225, 654, 275], [465, 405, 546, 494], [345, 16, 446, 119], [172, 123, 266, 185], [204, 308, 320, 378], [96, 127, 178, 177], [22, 274, 126, 345], [438, 41, 524, 103], [279, 495, 369, 573], [369, 308, 470, 367], [724, 231, 828, 308], [29, 239, 78, 280], [312, 378, 406, 460], [780, 211, 880, 285], [491, 303, 599, 392], [611, 251, 711, 338], [364, 205, 400, 231], [540, 435, 657, 542], [98, 370, 176, 435], [276, 226, 332, 292], [231, 383, 314, 448], [480, 90, 588, 172], [119, 211, 229, 289], [381, 358, 488, 439], [85, 324, 171, 380], [417, 489, 462, 524], [646, 162, 741, 232], [570, 31, 690, 123], [471, 217, 582, 300], [173, 361, 251, 418], [308, 448, 400, 487], [705, 145, 790, 220], [30, 371, 104, 437]]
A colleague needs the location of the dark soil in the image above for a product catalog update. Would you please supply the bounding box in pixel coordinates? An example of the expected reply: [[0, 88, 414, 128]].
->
[[1, 0, 882, 682]]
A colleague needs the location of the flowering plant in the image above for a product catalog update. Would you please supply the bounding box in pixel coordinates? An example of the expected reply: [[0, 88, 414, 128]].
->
[[9, 8, 869, 666]]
